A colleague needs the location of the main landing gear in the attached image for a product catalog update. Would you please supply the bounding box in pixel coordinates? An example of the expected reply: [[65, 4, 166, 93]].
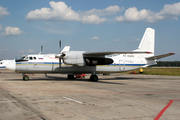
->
[[67, 74, 99, 82], [90, 74, 98, 82], [67, 74, 75, 79]]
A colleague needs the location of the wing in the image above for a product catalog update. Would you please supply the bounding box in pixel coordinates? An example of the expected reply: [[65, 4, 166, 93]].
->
[[83, 51, 152, 66], [83, 51, 152, 56], [146, 53, 175, 60]]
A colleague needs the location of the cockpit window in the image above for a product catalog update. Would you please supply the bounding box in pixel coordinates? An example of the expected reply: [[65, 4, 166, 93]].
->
[[20, 56, 28, 60], [21, 56, 26, 59], [24, 56, 28, 60]]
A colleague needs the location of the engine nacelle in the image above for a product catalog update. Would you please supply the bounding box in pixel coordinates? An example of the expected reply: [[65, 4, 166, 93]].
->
[[62, 51, 85, 66]]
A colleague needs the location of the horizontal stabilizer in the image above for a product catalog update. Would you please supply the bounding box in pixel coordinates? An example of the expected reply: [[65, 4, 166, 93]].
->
[[146, 53, 175, 60]]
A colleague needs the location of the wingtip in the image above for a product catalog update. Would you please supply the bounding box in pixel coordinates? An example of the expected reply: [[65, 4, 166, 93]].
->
[[169, 53, 175, 55], [146, 52, 153, 54]]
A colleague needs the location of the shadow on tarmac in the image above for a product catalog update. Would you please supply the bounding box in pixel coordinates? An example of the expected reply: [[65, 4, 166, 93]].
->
[[4, 75, 134, 85]]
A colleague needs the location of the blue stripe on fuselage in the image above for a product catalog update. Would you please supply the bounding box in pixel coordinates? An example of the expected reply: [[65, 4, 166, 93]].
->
[[16, 62, 146, 66], [0, 66, 6, 68]]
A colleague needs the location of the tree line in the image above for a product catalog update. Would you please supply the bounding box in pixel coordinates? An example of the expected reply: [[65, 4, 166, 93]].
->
[[155, 61, 180, 67]]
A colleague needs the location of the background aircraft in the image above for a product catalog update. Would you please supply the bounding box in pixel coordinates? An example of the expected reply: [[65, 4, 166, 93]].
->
[[6, 28, 174, 81], [0, 60, 14, 69]]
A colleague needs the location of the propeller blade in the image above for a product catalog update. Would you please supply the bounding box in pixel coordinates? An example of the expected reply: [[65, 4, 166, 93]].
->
[[59, 58, 61, 71], [59, 40, 62, 71], [59, 40, 61, 53], [41, 45, 43, 53]]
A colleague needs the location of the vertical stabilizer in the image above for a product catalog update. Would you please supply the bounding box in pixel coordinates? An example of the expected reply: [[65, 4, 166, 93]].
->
[[134, 28, 155, 55]]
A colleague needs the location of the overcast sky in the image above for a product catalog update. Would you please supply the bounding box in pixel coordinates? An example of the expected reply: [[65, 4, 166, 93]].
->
[[0, 0, 180, 61]]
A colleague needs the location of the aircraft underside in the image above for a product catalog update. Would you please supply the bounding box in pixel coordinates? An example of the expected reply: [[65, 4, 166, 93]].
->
[[16, 64, 143, 81]]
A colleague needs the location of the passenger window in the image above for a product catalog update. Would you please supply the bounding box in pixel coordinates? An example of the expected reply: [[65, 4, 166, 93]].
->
[[29, 57, 33, 60], [34, 57, 36, 60]]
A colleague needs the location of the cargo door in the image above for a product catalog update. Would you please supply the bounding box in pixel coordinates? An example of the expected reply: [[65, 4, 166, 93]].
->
[[119, 60, 125, 71]]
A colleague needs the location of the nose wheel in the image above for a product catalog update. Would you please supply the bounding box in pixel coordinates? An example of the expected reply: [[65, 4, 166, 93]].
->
[[23, 75, 29, 81]]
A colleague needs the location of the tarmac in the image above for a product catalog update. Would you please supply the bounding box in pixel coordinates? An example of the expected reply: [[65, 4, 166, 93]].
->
[[0, 69, 180, 120]]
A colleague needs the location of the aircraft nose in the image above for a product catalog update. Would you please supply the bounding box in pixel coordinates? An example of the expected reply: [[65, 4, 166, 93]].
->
[[6, 60, 16, 71]]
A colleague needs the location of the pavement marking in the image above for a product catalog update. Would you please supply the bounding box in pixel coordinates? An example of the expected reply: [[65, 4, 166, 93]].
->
[[154, 99, 180, 120], [154, 100, 174, 120], [36, 99, 66, 102], [0, 100, 18, 103], [63, 97, 83, 104]]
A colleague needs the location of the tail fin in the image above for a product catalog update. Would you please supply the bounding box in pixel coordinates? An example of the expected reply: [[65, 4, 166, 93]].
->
[[134, 28, 155, 55]]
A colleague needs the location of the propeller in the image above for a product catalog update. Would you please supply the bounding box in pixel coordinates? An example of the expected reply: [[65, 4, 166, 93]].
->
[[56, 40, 65, 71], [59, 40, 61, 52], [55, 40, 70, 72], [59, 40, 61, 70], [39, 45, 43, 54], [41, 45, 43, 53]]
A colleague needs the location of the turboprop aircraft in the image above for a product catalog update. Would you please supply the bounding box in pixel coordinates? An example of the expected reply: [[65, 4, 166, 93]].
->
[[6, 28, 174, 81]]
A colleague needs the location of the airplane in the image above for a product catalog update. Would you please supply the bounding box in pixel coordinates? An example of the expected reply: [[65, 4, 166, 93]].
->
[[0, 60, 14, 69], [6, 28, 175, 81]]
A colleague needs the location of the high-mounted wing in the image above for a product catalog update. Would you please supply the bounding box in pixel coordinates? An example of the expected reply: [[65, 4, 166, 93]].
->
[[83, 51, 152, 66], [83, 51, 152, 56]]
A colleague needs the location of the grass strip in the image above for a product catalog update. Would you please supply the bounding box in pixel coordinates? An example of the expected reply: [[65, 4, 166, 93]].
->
[[123, 68, 180, 76]]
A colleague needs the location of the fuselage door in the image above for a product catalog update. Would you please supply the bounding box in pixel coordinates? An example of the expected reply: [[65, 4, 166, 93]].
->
[[119, 60, 125, 71], [51, 58, 54, 71]]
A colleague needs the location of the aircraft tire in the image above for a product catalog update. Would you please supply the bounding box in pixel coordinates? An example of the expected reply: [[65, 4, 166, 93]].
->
[[67, 74, 75, 79], [23, 75, 29, 81], [90, 75, 98, 82]]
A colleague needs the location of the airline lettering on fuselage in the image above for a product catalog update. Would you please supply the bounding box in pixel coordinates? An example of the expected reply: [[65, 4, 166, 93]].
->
[[127, 55, 134, 57], [123, 54, 134, 57], [49, 57, 59, 60], [124, 60, 134, 63]]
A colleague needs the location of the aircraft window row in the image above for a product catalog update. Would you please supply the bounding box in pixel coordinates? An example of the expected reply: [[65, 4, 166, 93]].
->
[[29, 57, 37, 60], [21, 56, 37, 60]]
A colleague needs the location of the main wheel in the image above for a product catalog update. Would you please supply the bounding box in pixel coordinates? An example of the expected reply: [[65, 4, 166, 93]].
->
[[23, 75, 29, 81], [67, 74, 75, 79], [90, 75, 98, 82]]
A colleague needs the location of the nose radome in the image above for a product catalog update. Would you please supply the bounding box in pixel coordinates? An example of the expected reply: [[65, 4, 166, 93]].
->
[[6, 60, 16, 71]]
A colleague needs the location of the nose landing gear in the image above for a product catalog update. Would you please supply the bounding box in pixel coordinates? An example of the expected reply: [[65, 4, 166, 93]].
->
[[23, 74, 29, 81]]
